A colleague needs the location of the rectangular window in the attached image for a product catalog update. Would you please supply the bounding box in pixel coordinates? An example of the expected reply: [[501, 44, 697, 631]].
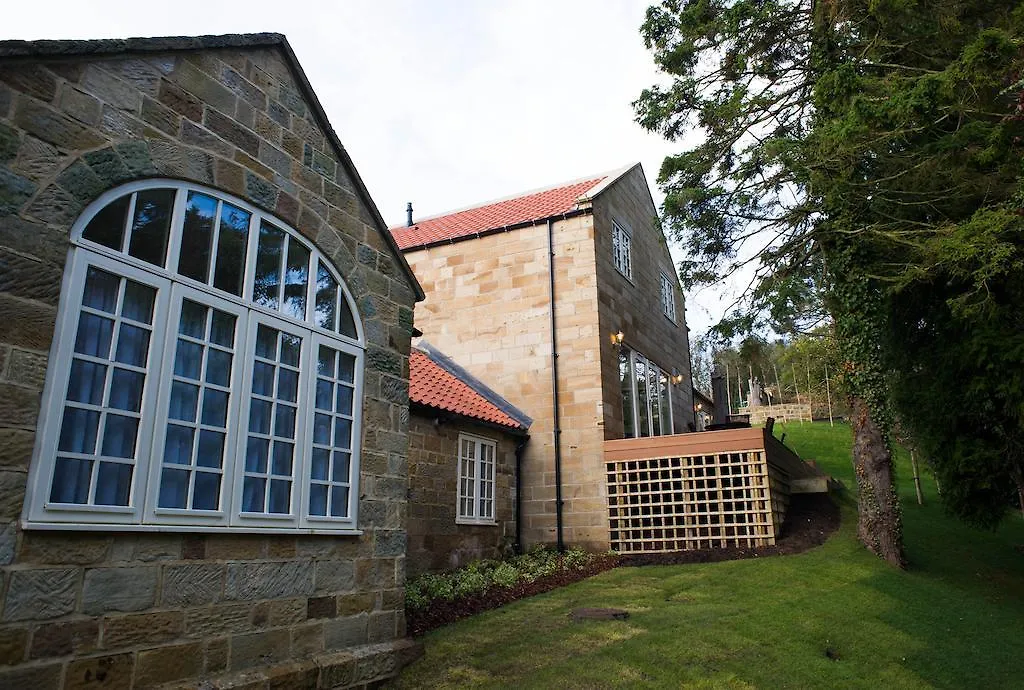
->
[[612, 220, 632, 279], [620, 349, 675, 439], [457, 434, 497, 524], [660, 272, 677, 322]]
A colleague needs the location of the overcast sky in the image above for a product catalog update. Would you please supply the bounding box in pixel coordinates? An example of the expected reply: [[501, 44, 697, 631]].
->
[[4, 0, 740, 335]]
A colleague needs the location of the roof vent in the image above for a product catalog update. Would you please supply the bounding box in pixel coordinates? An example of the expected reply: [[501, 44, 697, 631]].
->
[[406, 202, 413, 227]]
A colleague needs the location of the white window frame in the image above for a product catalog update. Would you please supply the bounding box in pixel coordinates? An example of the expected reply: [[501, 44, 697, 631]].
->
[[22, 179, 366, 534], [660, 272, 677, 322], [611, 220, 633, 280], [619, 349, 675, 439], [456, 433, 498, 525]]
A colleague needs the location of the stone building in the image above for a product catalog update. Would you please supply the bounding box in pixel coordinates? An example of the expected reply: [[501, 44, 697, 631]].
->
[[406, 342, 529, 576], [0, 34, 423, 688], [391, 164, 695, 551]]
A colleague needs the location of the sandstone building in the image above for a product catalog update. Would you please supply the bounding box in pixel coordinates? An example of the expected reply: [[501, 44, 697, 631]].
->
[[391, 165, 695, 551], [0, 34, 423, 688]]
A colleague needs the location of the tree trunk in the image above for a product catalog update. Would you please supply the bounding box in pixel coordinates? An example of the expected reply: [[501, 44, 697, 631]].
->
[[851, 396, 906, 568]]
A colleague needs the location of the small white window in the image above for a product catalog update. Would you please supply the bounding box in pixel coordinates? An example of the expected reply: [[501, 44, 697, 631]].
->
[[24, 180, 365, 534], [660, 272, 677, 322], [612, 220, 632, 279], [457, 434, 496, 524]]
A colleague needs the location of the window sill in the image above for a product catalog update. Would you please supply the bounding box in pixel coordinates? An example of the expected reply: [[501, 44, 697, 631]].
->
[[455, 518, 499, 527], [22, 519, 364, 536]]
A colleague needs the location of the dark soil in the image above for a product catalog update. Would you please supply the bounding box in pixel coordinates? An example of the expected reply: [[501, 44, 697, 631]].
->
[[406, 493, 840, 636]]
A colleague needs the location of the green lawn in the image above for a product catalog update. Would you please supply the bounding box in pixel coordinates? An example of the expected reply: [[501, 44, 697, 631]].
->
[[393, 422, 1024, 689]]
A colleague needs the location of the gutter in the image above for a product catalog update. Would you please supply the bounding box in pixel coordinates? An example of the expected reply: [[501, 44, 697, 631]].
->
[[547, 218, 565, 552], [514, 437, 527, 554]]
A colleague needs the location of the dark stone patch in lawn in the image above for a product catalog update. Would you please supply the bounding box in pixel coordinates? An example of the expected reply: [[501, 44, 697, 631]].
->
[[571, 607, 629, 622]]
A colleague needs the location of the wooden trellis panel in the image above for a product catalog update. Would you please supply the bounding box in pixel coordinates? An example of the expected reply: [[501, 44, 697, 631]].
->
[[604, 428, 797, 554]]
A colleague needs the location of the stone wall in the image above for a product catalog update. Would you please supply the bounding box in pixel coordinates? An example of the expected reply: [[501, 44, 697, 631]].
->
[[406, 414, 518, 576], [0, 41, 417, 688], [737, 403, 813, 425]]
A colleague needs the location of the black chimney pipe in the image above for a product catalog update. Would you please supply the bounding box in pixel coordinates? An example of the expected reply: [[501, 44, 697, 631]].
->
[[406, 202, 413, 227]]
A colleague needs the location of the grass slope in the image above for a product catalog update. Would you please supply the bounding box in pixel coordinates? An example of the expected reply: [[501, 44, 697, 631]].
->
[[393, 422, 1024, 689]]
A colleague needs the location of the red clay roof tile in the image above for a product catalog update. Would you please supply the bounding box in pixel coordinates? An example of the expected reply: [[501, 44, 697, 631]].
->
[[409, 349, 524, 430], [390, 176, 606, 250]]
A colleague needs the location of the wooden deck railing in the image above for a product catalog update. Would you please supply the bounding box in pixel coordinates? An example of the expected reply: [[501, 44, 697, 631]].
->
[[604, 428, 807, 554]]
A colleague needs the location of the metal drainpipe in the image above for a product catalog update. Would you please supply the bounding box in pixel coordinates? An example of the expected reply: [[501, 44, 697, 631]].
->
[[514, 437, 527, 554], [547, 218, 565, 552]]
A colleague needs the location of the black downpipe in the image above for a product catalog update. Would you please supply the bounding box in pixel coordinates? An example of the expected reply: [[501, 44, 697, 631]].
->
[[514, 437, 527, 554], [547, 219, 565, 552]]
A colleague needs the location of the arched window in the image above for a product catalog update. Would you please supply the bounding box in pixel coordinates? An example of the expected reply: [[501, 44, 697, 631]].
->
[[23, 180, 364, 533]]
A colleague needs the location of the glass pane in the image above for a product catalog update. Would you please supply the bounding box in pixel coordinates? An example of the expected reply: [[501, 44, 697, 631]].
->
[[201, 389, 228, 427], [163, 424, 193, 465], [192, 471, 220, 510], [274, 405, 296, 439], [58, 408, 99, 453], [619, 350, 635, 439], [83, 194, 130, 250], [83, 268, 119, 313], [242, 476, 265, 512], [255, 324, 277, 360], [339, 297, 357, 339], [252, 362, 275, 397], [317, 346, 336, 377], [209, 311, 235, 347], [213, 202, 250, 296], [196, 430, 225, 469], [338, 354, 355, 384], [122, 281, 155, 324], [179, 300, 207, 339], [248, 399, 272, 435], [158, 468, 189, 508], [174, 341, 203, 380], [333, 418, 351, 449], [282, 237, 310, 320], [108, 368, 144, 412], [205, 349, 232, 387], [268, 479, 290, 514], [169, 381, 199, 422], [311, 448, 329, 480], [335, 385, 353, 416], [277, 369, 298, 403], [315, 262, 338, 331], [280, 334, 301, 367], [332, 451, 350, 482], [330, 486, 348, 517], [272, 441, 293, 476], [650, 367, 662, 437], [114, 324, 150, 367], [75, 314, 114, 358], [309, 484, 328, 516], [95, 462, 132, 506], [178, 192, 217, 282], [636, 357, 650, 438], [253, 221, 285, 309], [128, 188, 175, 267], [313, 413, 330, 445], [245, 437, 269, 473], [50, 457, 92, 503], [660, 377, 672, 434], [67, 360, 106, 405], [315, 380, 332, 410]]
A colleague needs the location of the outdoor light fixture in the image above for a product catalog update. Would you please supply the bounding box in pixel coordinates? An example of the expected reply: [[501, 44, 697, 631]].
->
[[670, 370, 685, 385], [611, 331, 624, 346]]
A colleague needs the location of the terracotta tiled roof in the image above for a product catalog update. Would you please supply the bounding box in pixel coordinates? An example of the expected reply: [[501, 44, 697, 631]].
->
[[390, 176, 607, 250], [409, 348, 528, 431]]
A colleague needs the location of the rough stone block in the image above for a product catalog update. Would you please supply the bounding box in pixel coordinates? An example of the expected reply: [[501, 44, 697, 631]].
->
[[162, 562, 223, 606], [135, 641, 202, 688], [30, 619, 99, 658], [204, 534, 262, 560], [19, 533, 110, 565], [335, 592, 375, 617], [374, 531, 406, 558], [0, 471, 27, 521], [0, 625, 28, 665], [139, 95, 179, 137], [98, 105, 144, 140], [0, 661, 62, 689], [0, 294, 55, 351], [0, 522, 15, 566], [244, 170, 277, 210], [0, 64, 58, 101], [323, 614, 367, 651], [228, 628, 289, 671], [0, 167, 37, 216], [204, 636, 228, 673], [367, 611, 397, 643], [157, 78, 203, 121], [23, 183, 84, 227], [290, 622, 324, 659], [114, 141, 157, 177], [0, 429, 34, 471], [58, 86, 103, 126], [177, 121, 233, 158], [82, 148, 132, 187], [225, 560, 314, 601], [81, 65, 142, 111], [214, 158, 245, 197], [65, 652, 133, 690], [101, 610, 184, 650], [205, 108, 258, 156], [0, 123, 20, 163], [0, 250, 62, 307], [314, 559, 354, 595], [184, 603, 252, 639], [167, 60, 237, 115], [3, 568, 78, 621], [82, 566, 157, 614], [306, 596, 335, 620]]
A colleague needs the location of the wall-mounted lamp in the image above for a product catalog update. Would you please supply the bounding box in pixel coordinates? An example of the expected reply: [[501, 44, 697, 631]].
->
[[610, 331, 624, 347], [670, 370, 685, 385]]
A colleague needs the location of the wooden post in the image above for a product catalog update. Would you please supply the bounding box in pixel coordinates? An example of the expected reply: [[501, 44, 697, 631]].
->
[[725, 362, 732, 414], [791, 364, 803, 424], [824, 362, 834, 427], [910, 450, 924, 505]]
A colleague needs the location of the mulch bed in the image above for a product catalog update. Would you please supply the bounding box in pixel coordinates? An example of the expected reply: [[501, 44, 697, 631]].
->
[[406, 493, 840, 636]]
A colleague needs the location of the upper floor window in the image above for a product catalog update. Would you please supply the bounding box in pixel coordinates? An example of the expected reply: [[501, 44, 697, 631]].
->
[[611, 220, 632, 280], [24, 180, 364, 533], [619, 348, 674, 439], [660, 272, 677, 322], [456, 433, 496, 524]]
